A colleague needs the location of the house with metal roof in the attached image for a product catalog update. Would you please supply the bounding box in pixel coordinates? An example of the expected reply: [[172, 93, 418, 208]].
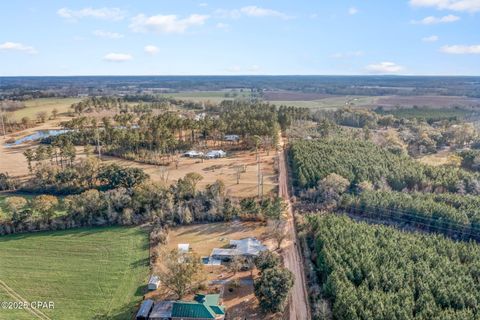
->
[[148, 294, 225, 320], [135, 299, 154, 320], [210, 237, 267, 261]]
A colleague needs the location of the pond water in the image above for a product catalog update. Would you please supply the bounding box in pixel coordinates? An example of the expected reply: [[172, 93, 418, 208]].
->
[[5, 129, 70, 147]]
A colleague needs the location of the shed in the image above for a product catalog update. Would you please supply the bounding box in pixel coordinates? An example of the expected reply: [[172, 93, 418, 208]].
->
[[206, 150, 226, 159], [135, 299, 154, 320], [178, 243, 190, 253], [148, 275, 160, 291]]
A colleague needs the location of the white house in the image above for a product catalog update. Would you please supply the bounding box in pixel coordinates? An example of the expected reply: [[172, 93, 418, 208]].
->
[[148, 275, 160, 291], [210, 237, 267, 261]]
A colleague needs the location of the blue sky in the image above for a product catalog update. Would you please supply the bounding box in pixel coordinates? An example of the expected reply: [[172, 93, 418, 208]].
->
[[0, 0, 479, 76]]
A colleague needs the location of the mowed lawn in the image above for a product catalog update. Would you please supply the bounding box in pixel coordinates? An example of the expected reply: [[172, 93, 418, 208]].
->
[[0, 226, 149, 320]]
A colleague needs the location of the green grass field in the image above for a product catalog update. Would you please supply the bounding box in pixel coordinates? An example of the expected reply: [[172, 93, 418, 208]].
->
[[9, 98, 82, 121], [0, 226, 149, 320]]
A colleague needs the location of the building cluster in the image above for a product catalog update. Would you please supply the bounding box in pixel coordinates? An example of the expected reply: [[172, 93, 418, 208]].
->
[[136, 294, 225, 320]]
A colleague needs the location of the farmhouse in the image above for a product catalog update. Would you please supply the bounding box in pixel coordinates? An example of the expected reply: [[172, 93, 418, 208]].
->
[[148, 275, 160, 291], [210, 237, 267, 261], [144, 294, 225, 320]]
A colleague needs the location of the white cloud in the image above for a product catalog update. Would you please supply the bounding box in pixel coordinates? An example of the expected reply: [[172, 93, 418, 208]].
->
[[216, 22, 230, 30], [0, 42, 37, 54], [57, 7, 126, 21], [410, 0, 480, 13], [215, 6, 292, 19], [422, 35, 439, 42], [199, 3, 208, 7], [103, 53, 133, 62], [366, 62, 404, 73], [93, 30, 124, 39], [441, 44, 480, 54], [331, 51, 364, 58], [248, 65, 261, 72], [129, 14, 209, 34], [411, 14, 460, 24], [144, 45, 160, 55], [348, 7, 359, 15]]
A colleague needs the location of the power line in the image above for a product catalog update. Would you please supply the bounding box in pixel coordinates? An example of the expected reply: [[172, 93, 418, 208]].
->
[[339, 204, 480, 240]]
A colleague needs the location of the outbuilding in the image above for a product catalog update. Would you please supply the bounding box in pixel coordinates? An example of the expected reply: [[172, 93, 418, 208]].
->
[[148, 275, 160, 291], [135, 299, 154, 320]]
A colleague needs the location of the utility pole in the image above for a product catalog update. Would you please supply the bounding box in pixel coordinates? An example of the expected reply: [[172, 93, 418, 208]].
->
[[257, 157, 262, 199], [0, 106, 6, 138], [260, 173, 264, 200]]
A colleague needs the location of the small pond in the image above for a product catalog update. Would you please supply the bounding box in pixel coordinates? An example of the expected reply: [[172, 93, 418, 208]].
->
[[5, 129, 70, 147]]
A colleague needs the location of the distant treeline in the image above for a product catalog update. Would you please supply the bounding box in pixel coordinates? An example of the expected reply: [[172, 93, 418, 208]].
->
[[2, 76, 480, 98]]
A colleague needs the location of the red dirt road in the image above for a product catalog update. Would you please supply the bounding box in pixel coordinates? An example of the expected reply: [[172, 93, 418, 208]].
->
[[278, 147, 310, 320]]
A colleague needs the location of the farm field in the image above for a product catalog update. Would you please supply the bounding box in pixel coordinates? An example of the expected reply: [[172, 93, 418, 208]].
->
[[375, 95, 480, 108], [7, 98, 81, 120], [164, 90, 251, 103], [268, 95, 379, 109], [0, 226, 149, 320]]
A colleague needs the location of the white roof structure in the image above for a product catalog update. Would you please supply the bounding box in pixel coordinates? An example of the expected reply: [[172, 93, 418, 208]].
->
[[224, 134, 240, 141], [178, 243, 189, 253], [206, 150, 226, 158], [184, 150, 204, 157], [148, 275, 160, 285], [211, 237, 267, 258]]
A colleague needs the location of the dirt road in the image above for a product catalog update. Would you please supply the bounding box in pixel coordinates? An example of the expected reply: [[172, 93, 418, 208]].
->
[[278, 147, 310, 320]]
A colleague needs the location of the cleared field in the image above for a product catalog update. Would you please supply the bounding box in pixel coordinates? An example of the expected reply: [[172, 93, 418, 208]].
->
[[0, 226, 149, 320], [8, 98, 81, 121], [165, 221, 270, 257], [376, 95, 480, 108], [101, 149, 278, 199], [268, 95, 379, 109], [417, 149, 455, 167], [165, 91, 251, 103]]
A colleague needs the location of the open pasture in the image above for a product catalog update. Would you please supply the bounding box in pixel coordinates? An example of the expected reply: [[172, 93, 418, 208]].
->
[[7, 98, 81, 121], [0, 226, 149, 320]]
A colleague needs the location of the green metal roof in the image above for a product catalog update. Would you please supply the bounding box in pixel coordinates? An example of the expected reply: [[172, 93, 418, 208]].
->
[[171, 294, 224, 319]]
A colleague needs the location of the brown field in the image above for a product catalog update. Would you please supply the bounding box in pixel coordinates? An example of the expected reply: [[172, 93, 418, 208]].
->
[[1, 119, 277, 198], [263, 90, 335, 101], [417, 149, 455, 167], [165, 221, 271, 257], [375, 95, 480, 108]]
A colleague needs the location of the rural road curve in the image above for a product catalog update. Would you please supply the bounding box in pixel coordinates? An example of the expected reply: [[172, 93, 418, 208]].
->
[[278, 146, 311, 320]]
